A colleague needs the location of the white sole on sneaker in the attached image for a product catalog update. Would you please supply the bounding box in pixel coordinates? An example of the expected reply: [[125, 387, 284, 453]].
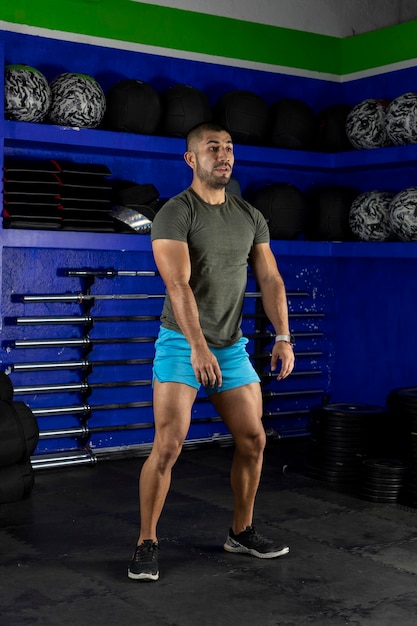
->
[[223, 538, 290, 559], [127, 569, 159, 581]]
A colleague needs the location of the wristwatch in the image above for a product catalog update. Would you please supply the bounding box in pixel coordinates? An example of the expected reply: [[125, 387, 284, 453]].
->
[[275, 334, 295, 345]]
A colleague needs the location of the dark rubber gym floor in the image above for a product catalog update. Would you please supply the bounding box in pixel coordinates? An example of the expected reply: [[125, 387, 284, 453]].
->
[[1, 437, 417, 626]]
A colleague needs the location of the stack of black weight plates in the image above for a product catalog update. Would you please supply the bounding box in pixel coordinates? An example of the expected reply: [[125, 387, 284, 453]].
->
[[306, 402, 387, 487], [3, 158, 115, 232], [0, 371, 39, 503], [360, 458, 408, 503], [386, 387, 417, 506]]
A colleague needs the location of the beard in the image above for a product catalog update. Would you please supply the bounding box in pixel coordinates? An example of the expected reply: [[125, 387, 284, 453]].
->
[[196, 162, 232, 189]]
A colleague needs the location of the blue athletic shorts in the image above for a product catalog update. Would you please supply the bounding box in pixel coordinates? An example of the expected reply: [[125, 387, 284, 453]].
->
[[153, 327, 260, 395]]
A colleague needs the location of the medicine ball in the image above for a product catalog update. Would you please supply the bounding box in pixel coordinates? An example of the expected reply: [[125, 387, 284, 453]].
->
[[0, 371, 14, 401], [389, 186, 417, 241], [308, 185, 359, 241], [252, 182, 308, 239], [0, 400, 39, 467], [5, 64, 51, 123], [316, 103, 352, 152], [49, 72, 106, 128], [160, 84, 212, 137], [346, 98, 390, 149], [0, 461, 34, 504], [386, 92, 417, 145], [105, 79, 161, 134], [349, 190, 394, 241], [270, 98, 316, 150], [213, 90, 268, 145]]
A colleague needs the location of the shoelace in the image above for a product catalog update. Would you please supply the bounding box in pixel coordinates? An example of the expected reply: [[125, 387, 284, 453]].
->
[[134, 541, 159, 563], [244, 526, 272, 547]]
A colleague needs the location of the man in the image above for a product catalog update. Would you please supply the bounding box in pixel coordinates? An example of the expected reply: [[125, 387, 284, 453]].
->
[[128, 121, 295, 582]]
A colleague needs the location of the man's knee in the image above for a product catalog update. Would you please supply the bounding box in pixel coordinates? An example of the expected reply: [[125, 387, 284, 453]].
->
[[235, 427, 266, 459], [151, 438, 184, 473]]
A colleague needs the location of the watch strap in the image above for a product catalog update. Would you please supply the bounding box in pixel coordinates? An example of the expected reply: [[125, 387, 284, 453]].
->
[[275, 334, 295, 345]]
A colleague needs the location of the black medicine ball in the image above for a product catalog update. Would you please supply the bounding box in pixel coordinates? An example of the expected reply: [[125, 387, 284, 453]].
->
[[308, 185, 359, 241], [160, 84, 212, 137], [270, 98, 316, 149], [214, 90, 268, 145], [316, 104, 353, 152], [105, 79, 161, 134], [252, 182, 308, 239]]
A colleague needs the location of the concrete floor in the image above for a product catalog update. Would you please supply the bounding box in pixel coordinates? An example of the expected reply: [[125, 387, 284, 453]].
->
[[1, 438, 417, 625]]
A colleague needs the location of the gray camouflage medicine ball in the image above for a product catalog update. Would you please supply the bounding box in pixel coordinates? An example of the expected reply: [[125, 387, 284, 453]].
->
[[346, 98, 390, 149], [389, 187, 417, 241], [5, 64, 51, 122], [386, 92, 417, 145], [49, 72, 106, 128], [349, 190, 394, 241]]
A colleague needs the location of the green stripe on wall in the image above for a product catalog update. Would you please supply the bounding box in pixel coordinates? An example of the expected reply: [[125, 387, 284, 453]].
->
[[2, 1, 417, 77], [340, 20, 417, 75], [0, 0, 340, 74]]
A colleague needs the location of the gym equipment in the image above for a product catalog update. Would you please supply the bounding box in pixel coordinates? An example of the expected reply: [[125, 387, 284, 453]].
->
[[386, 92, 417, 145], [18, 288, 303, 304], [308, 185, 359, 241], [19, 292, 165, 303], [252, 182, 309, 239], [160, 84, 212, 137], [345, 98, 390, 149], [0, 400, 39, 467], [3, 157, 114, 232], [360, 458, 408, 503], [316, 103, 352, 152], [111, 205, 156, 233], [11, 314, 160, 325], [13, 379, 152, 395], [213, 89, 269, 145], [5, 64, 51, 123], [11, 357, 153, 372], [110, 180, 159, 233], [349, 190, 394, 241], [12, 336, 157, 348], [269, 98, 316, 150], [306, 402, 388, 485], [64, 268, 158, 277], [0, 371, 14, 400], [48, 72, 106, 128], [105, 78, 161, 134], [389, 187, 417, 241], [0, 461, 34, 503]]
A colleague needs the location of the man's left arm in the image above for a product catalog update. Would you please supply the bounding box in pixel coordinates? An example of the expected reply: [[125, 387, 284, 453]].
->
[[249, 243, 295, 380]]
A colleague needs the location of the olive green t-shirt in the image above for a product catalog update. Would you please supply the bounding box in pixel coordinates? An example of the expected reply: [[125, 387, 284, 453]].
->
[[151, 187, 270, 348]]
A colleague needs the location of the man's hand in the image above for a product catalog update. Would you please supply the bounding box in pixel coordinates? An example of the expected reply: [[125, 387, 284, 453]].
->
[[191, 347, 223, 388], [271, 342, 295, 380]]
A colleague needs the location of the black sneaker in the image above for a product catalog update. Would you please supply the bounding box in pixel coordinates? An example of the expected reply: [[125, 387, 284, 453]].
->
[[224, 525, 289, 559], [127, 540, 159, 581]]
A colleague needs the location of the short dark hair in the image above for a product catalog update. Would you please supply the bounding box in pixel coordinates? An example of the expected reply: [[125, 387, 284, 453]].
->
[[186, 121, 230, 151]]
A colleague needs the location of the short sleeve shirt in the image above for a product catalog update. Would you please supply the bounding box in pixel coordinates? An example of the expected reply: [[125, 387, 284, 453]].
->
[[151, 188, 270, 348]]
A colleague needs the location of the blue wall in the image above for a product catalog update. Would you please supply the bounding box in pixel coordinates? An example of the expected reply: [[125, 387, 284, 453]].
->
[[2, 30, 417, 461]]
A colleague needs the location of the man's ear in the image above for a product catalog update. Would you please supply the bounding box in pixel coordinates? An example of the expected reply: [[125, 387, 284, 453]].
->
[[184, 151, 195, 169]]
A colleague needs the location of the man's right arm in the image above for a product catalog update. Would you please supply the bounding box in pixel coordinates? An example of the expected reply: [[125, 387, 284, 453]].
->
[[152, 238, 222, 388]]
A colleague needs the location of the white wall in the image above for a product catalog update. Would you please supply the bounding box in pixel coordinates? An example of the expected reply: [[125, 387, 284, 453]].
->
[[134, 0, 417, 36]]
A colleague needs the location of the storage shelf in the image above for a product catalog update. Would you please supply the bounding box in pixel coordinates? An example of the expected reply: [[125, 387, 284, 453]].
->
[[4, 121, 417, 256], [0, 228, 153, 252], [6, 121, 417, 172], [2, 227, 417, 259], [332, 143, 417, 171], [271, 239, 417, 259], [4, 120, 185, 159]]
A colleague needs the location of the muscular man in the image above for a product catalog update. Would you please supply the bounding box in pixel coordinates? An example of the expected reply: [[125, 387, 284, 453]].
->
[[128, 122, 295, 581]]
